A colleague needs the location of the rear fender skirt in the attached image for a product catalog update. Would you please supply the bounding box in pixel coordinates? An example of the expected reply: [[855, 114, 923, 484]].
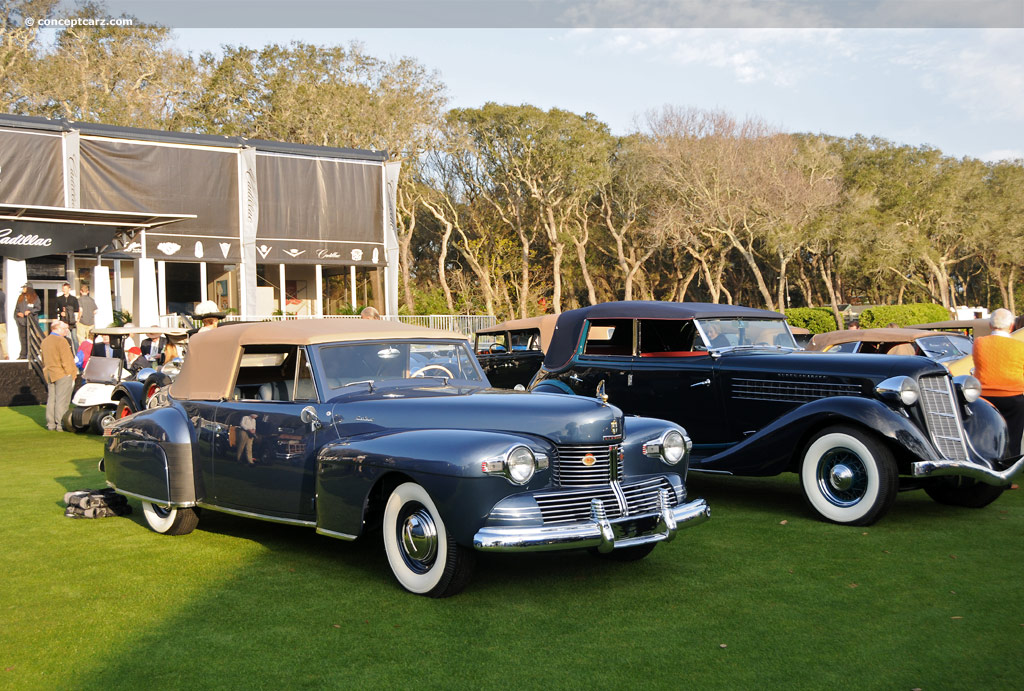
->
[[316, 428, 555, 545], [694, 397, 939, 477]]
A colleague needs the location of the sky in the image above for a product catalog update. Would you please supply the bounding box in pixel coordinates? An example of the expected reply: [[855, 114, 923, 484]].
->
[[167, 27, 1023, 163]]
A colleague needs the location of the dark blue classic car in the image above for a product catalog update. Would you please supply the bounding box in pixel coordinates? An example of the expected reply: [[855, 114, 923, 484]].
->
[[102, 319, 709, 597], [530, 301, 1024, 526]]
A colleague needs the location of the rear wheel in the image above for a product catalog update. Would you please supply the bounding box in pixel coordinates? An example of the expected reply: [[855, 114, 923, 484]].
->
[[924, 477, 1005, 508], [382, 482, 474, 597], [141, 502, 200, 535], [800, 425, 898, 526]]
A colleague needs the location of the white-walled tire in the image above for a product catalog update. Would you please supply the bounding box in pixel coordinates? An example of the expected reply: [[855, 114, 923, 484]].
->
[[383, 482, 474, 597], [800, 426, 898, 526], [141, 502, 200, 535]]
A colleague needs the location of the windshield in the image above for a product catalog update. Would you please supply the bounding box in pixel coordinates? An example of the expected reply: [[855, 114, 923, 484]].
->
[[318, 340, 485, 390], [695, 318, 797, 350], [917, 335, 971, 361]]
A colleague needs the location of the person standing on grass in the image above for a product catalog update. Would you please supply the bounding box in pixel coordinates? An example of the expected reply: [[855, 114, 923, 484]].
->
[[41, 320, 77, 431], [972, 308, 1024, 458], [0, 286, 7, 360], [76, 284, 97, 346], [14, 283, 41, 357]]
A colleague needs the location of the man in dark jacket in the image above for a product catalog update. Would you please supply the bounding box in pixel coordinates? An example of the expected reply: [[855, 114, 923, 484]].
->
[[0, 286, 6, 360], [55, 283, 80, 350]]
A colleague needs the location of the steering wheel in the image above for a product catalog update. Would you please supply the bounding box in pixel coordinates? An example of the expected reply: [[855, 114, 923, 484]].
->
[[411, 364, 455, 378], [488, 343, 506, 354]]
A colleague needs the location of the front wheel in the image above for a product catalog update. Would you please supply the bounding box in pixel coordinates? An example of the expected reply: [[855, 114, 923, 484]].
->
[[924, 477, 1005, 508], [141, 502, 200, 535], [800, 425, 898, 526], [115, 399, 134, 420], [89, 407, 116, 435], [382, 482, 474, 597]]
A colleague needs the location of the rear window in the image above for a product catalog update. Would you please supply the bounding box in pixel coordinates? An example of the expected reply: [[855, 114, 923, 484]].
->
[[583, 319, 633, 356]]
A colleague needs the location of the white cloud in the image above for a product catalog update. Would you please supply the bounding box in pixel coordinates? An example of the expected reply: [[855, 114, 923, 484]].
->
[[981, 149, 1024, 162]]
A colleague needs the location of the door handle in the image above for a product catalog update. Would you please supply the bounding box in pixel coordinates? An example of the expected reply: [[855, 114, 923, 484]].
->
[[569, 374, 582, 383], [691, 378, 711, 388]]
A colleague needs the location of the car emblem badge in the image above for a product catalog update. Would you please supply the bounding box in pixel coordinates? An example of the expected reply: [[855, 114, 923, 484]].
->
[[582, 453, 596, 467], [610, 420, 619, 435]]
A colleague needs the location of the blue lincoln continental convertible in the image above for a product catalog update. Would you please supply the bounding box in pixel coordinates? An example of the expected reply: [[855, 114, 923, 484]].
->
[[102, 319, 709, 597]]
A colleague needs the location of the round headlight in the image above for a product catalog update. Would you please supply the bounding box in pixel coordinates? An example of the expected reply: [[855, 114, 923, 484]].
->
[[876, 376, 920, 407], [662, 430, 686, 465], [506, 446, 536, 485], [955, 375, 982, 403]]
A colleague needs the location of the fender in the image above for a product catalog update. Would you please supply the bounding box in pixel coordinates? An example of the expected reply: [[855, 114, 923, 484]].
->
[[694, 396, 942, 477], [104, 403, 202, 506], [962, 396, 1008, 465], [316, 428, 556, 544], [112, 380, 145, 413], [620, 416, 692, 481], [530, 379, 575, 395]]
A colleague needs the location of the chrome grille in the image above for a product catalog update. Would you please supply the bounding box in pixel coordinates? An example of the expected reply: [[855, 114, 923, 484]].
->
[[732, 378, 861, 403], [918, 374, 968, 462], [553, 444, 623, 487], [535, 477, 676, 525]]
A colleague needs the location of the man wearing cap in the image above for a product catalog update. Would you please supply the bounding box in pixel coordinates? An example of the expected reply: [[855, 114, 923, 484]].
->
[[124, 346, 147, 375], [41, 320, 77, 431]]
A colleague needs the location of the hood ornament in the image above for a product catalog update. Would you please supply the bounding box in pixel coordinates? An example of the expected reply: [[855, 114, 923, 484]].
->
[[596, 379, 609, 404]]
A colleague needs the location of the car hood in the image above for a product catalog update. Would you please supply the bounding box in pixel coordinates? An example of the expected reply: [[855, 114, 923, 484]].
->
[[716, 350, 947, 382], [330, 387, 621, 445]]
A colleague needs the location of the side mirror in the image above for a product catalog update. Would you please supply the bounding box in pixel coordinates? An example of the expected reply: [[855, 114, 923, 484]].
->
[[596, 379, 609, 404], [300, 405, 323, 431]]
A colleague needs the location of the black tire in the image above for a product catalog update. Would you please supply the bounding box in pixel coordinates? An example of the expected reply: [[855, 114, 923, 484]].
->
[[89, 407, 116, 435], [382, 482, 475, 597], [115, 399, 134, 420], [61, 409, 77, 433], [143, 373, 170, 404], [141, 502, 200, 535], [799, 425, 898, 526], [924, 477, 1006, 508], [65, 407, 90, 433], [590, 543, 657, 562]]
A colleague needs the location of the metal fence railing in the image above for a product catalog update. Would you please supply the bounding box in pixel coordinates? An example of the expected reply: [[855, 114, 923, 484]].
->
[[183, 313, 498, 337]]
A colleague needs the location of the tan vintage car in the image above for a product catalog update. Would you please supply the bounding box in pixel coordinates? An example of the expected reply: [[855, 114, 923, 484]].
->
[[807, 328, 974, 373], [909, 320, 1024, 376]]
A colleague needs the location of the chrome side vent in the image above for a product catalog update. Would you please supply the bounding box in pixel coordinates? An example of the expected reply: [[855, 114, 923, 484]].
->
[[732, 378, 861, 403]]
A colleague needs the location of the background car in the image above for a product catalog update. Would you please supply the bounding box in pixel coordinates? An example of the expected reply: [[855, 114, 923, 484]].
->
[[103, 319, 709, 597], [473, 315, 556, 389], [530, 301, 1022, 526], [807, 327, 973, 368]]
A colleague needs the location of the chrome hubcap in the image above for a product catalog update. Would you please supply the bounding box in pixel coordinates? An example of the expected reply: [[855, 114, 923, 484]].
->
[[817, 449, 868, 507], [399, 505, 438, 573]]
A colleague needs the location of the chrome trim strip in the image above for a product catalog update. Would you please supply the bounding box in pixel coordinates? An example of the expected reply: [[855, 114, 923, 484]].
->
[[316, 527, 358, 541], [473, 498, 710, 552], [912, 456, 1024, 486], [196, 502, 316, 527], [108, 485, 197, 509]]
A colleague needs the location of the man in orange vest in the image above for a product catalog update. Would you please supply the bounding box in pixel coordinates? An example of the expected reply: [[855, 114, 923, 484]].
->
[[973, 308, 1024, 457]]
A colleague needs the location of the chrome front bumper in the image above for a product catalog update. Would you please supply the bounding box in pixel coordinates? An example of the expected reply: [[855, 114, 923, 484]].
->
[[473, 494, 710, 553], [912, 455, 1024, 486]]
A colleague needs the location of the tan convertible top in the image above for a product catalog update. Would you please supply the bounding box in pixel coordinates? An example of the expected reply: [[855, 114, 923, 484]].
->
[[476, 315, 557, 352], [808, 327, 939, 350], [171, 319, 468, 401]]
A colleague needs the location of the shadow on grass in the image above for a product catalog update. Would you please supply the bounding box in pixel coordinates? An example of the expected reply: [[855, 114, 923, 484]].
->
[[53, 457, 109, 509], [7, 403, 46, 428]]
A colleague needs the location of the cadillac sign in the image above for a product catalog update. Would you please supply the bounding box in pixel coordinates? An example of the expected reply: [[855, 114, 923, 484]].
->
[[0, 221, 117, 259]]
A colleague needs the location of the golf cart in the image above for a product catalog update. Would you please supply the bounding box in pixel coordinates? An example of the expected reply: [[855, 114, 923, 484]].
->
[[64, 326, 188, 434]]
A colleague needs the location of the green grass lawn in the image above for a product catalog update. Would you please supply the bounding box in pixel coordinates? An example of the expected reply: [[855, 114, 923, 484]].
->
[[1, 404, 1022, 689]]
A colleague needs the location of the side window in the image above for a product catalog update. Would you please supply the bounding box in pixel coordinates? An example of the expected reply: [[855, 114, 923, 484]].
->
[[231, 345, 300, 402], [583, 319, 634, 356], [639, 320, 697, 355], [294, 347, 316, 401], [510, 329, 541, 352], [825, 341, 861, 353]]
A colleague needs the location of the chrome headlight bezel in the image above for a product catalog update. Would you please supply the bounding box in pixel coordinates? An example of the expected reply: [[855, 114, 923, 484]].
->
[[876, 375, 921, 407], [481, 444, 549, 485], [953, 374, 982, 403], [643, 428, 692, 466]]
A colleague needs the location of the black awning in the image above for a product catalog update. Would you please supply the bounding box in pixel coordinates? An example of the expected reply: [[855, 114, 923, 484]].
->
[[0, 204, 194, 259]]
